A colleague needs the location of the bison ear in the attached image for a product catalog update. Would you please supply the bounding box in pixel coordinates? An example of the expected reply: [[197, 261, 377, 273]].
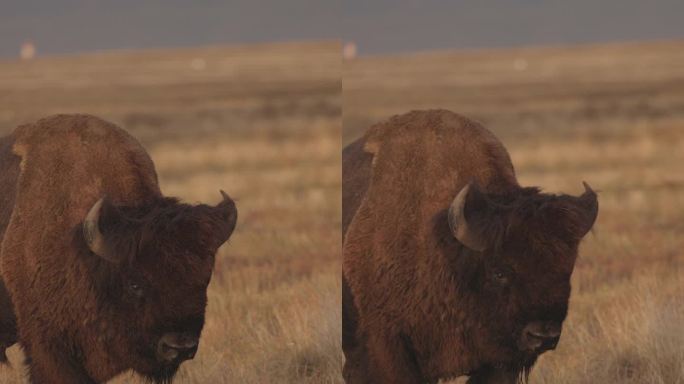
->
[[211, 190, 238, 248], [448, 182, 487, 251], [83, 197, 124, 263]]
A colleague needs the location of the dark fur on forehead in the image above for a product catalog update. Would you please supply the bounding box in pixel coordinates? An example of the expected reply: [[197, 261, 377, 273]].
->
[[465, 186, 594, 254], [96, 197, 235, 265]]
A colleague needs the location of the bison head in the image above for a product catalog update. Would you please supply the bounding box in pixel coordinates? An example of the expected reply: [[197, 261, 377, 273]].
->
[[82, 191, 237, 383], [447, 182, 597, 380]]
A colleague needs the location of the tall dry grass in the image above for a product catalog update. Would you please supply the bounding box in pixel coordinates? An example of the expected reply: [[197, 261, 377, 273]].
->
[[0, 41, 342, 383], [345, 40, 684, 383], [530, 276, 684, 384]]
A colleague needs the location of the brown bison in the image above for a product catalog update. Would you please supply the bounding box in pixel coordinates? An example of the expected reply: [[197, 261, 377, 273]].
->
[[0, 115, 237, 383], [342, 110, 598, 384]]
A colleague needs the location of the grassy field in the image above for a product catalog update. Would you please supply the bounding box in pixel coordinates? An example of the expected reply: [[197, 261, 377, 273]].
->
[[0, 41, 342, 383], [344, 40, 684, 383], [2, 38, 684, 384]]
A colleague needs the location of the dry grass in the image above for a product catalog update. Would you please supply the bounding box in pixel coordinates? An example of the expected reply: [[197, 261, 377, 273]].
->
[[0, 41, 342, 383], [344, 40, 684, 383]]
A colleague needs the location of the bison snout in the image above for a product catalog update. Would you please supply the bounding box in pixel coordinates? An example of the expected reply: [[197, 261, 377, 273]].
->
[[518, 321, 561, 353], [157, 333, 199, 363]]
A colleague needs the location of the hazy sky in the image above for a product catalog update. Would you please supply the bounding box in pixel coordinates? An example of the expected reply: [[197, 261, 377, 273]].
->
[[0, 0, 342, 57], [1, 0, 683, 57], [344, 0, 684, 55]]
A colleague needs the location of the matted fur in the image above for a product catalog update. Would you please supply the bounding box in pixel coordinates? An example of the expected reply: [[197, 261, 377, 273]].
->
[[0, 115, 237, 383], [342, 110, 597, 384]]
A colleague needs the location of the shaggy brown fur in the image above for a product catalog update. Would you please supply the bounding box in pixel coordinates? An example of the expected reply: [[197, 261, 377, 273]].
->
[[342, 110, 598, 384], [0, 115, 237, 384]]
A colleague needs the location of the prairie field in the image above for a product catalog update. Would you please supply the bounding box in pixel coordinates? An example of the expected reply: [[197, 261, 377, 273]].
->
[[0, 41, 342, 383], [344, 40, 684, 383]]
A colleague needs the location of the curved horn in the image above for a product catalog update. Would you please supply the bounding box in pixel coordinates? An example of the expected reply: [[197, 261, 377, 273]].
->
[[220, 189, 231, 204], [83, 198, 115, 262], [213, 190, 238, 247], [577, 181, 599, 237], [448, 183, 486, 251]]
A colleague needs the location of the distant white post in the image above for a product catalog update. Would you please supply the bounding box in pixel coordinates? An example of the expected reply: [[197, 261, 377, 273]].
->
[[20, 40, 37, 60], [343, 41, 357, 61]]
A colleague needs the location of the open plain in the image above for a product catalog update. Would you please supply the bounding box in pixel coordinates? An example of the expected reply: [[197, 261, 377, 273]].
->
[[0, 41, 341, 383], [1, 38, 684, 383], [344, 40, 684, 384]]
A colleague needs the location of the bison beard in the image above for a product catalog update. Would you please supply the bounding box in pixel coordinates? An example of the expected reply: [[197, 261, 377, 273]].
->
[[464, 358, 536, 384], [144, 356, 186, 384], [0, 115, 237, 384], [342, 110, 598, 384]]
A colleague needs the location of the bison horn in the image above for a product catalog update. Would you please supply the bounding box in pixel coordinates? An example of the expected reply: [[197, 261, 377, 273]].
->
[[83, 198, 117, 262], [448, 183, 486, 251], [214, 190, 238, 245], [220, 189, 231, 203], [576, 181, 599, 237]]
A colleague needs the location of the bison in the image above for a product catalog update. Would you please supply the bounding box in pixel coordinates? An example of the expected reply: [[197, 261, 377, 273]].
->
[[0, 115, 237, 383], [342, 110, 598, 384]]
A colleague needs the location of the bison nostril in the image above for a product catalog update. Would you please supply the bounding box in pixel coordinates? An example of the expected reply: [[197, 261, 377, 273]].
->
[[528, 328, 561, 339], [519, 322, 562, 352], [166, 338, 198, 350], [157, 333, 200, 363]]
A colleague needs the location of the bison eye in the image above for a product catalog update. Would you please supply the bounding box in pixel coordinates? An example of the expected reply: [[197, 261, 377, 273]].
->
[[492, 270, 510, 285], [127, 282, 144, 298]]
